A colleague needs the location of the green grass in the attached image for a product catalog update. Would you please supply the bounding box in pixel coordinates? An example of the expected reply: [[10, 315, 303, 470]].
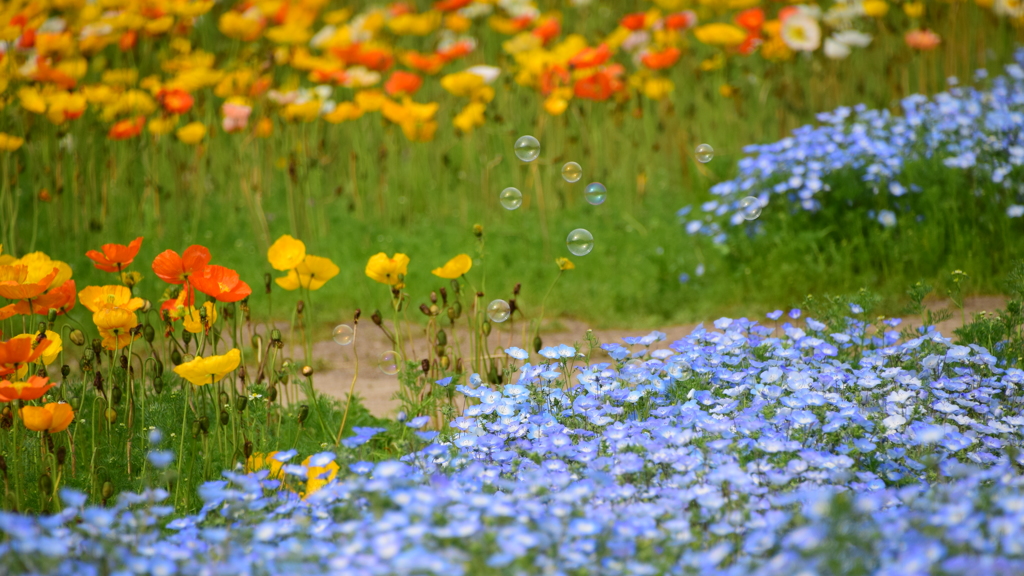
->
[[3, 2, 1022, 329]]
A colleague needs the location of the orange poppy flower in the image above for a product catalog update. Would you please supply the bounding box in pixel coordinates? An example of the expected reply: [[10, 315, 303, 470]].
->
[[310, 69, 348, 85], [568, 44, 611, 69], [435, 0, 471, 11], [540, 65, 571, 96], [402, 51, 446, 74], [0, 375, 55, 402], [12, 279, 76, 316], [152, 245, 211, 285], [384, 71, 423, 97], [532, 18, 560, 44], [119, 30, 137, 51], [735, 8, 764, 31], [0, 336, 51, 377], [33, 59, 77, 90], [190, 265, 252, 303], [665, 11, 696, 31], [620, 12, 646, 31], [574, 69, 622, 101], [20, 402, 74, 433], [436, 40, 474, 62], [0, 265, 59, 300], [108, 116, 145, 140], [353, 48, 394, 71], [389, 2, 414, 16], [86, 236, 144, 273], [93, 308, 139, 350], [158, 89, 194, 114], [0, 305, 15, 322], [641, 47, 681, 70], [905, 29, 941, 51]]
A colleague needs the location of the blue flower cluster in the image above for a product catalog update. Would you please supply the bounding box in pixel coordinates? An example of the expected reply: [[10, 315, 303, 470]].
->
[[3, 314, 1024, 575], [682, 49, 1024, 242]]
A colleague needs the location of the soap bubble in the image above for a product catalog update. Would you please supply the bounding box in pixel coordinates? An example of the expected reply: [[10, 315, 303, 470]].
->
[[332, 324, 354, 345], [695, 143, 714, 163], [514, 135, 540, 162], [487, 299, 510, 323], [566, 229, 594, 256], [499, 187, 522, 210], [583, 182, 606, 206], [561, 162, 582, 183], [739, 196, 762, 220], [668, 360, 692, 381], [378, 351, 401, 375]]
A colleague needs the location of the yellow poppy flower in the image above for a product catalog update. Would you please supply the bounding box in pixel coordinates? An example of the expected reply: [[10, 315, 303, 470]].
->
[[303, 455, 340, 496], [862, 0, 889, 17], [453, 102, 486, 133], [79, 285, 145, 313], [268, 235, 307, 271], [15, 252, 72, 290], [173, 348, 241, 386], [20, 403, 74, 433], [182, 301, 218, 334], [275, 255, 340, 291], [365, 253, 410, 288], [0, 133, 24, 152], [148, 116, 179, 135], [323, 102, 364, 124], [176, 122, 207, 144], [388, 11, 441, 36], [92, 308, 139, 350], [10, 331, 62, 366], [246, 451, 284, 477], [441, 72, 486, 98], [693, 23, 747, 47], [643, 77, 674, 101], [432, 254, 472, 279], [18, 88, 47, 115], [555, 257, 575, 271]]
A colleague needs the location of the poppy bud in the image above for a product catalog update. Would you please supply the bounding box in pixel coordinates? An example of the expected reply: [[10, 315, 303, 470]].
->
[[270, 329, 282, 343], [450, 279, 460, 294], [429, 304, 439, 316], [447, 307, 456, 322], [439, 287, 447, 304], [141, 300, 152, 313], [47, 309, 57, 324], [482, 320, 491, 336], [421, 359, 430, 374], [533, 335, 543, 353], [39, 474, 53, 495], [91, 339, 102, 357], [35, 366, 47, 378], [45, 435, 55, 453], [105, 408, 117, 423], [509, 299, 518, 316], [198, 306, 207, 321], [198, 416, 209, 434], [69, 329, 85, 346], [220, 410, 229, 426], [440, 355, 450, 370], [111, 386, 122, 406], [371, 310, 383, 326], [488, 365, 499, 384], [61, 365, 70, 378], [264, 273, 273, 294], [82, 347, 95, 361], [430, 291, 437, 304], [181, 330, 192, 345], [244, 440, 253, 459], [191, 420, 201, 437], [56, 446, 66, 466], [80, 359, 92, 373], [36, 322, 47, 337], [219, 391, 229, 407], [153, 376, 163, 394], [420, 303, 431, 316], [297, 405, 309, 425], [236, 396, 247, 412], [119, 355, 128, 370], [251, 334, 262, 350], [144, 324, 155, 343], [437, 330, 447, 346], [476, 291, 484, 299], [171, 350, 182, 365], [301, 365, 313, 377], [453, 301, 463, 318], [296, 300, 305, 315], [93, 372, 104, 393], [354, 309, 361, 322], [473, 224, 483, 237], [154, 359, 164, 376], [268, 385, 278, 403], [514, 283, 521, 296], [102, 481, 114, 501]]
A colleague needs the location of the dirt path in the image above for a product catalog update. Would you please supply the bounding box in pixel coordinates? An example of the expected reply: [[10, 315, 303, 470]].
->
[[310, 296, 1007, 417]]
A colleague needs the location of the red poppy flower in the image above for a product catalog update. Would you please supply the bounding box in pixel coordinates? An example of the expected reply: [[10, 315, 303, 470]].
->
[[620, 12, 646, 31], [190, 265, 252, 303], [735, 8, 764, 32], [436, 40, 474, 62], [158, 89, 194, 115], [569, 44, 610, 69], [12, 279, 76, 316], [434, 0, 471, 11], [540, 65, 570, 96], [353, 48, 394, 71], [532, 18, 560, 44], [574, 68, 623, 101], [664, 11, 696, 31], [108, 116, 145, 140], [384, 71, 423, 97], [0, 375, 55, 402], [402, 51, 446, 74], [641, 47, 681, 70], [0, 336, 51, 377], [389, 2, 414, 16], [310, 68, 348, 85], [152, 245, 211, 285], [737, 34, 762, 56], [86, 236, 144, 273]]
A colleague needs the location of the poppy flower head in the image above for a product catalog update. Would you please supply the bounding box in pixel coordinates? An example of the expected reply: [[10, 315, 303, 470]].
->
[[86, 236, 144, 273], [152, 245, 212, 285]]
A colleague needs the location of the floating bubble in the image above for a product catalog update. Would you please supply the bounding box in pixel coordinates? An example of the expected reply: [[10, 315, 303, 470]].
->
[[378, 351, 401, 375], [487, 299, 511, 323], [739, 196, 762, 220], [561, 161, 582, 183], [695, 143, 714, 163], [499, 187, 522, 210], [583, 182, 606, 206], [514, 135, 540, 162], [332, 324, 354, 345], [668, 360, 692, 381], [566, 228, 594, 256]]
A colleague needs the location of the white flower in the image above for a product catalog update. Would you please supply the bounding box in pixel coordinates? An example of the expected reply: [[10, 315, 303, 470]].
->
[[781, 14, 822, 52], [465, 65, 501, 84], [824, 38, 851, 59], [1008, 205, 1024, 218], [833, 30, 873, 47]]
